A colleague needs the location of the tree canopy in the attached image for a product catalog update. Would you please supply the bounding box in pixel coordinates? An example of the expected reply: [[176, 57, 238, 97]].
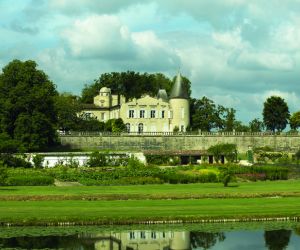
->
[[80, 71, 190, 103], [289, 111, 300, 130], [0, 60, 58, 151], [263, 96, 290, 132]]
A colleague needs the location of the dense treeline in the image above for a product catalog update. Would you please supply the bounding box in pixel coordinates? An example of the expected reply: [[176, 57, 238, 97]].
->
[[80, 71, 191, 103]]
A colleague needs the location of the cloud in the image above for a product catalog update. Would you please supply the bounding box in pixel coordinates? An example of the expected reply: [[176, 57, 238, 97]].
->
[[62, 15, 135, 59], [228, 51, 295, 71], [48, 0, 143, 15]]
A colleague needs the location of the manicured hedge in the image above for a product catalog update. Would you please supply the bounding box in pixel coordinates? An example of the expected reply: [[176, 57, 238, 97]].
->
[[6, 176, 54, 186]]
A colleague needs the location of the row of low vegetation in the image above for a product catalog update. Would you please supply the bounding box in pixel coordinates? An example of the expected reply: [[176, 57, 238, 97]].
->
[[0, 143, 299, 187], [0, 159, 290, 187]]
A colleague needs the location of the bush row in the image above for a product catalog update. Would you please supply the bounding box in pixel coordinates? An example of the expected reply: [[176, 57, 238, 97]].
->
[[6, 176, 54, 186]]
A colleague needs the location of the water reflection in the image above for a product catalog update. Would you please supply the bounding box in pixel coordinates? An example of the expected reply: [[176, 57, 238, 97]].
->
[[0, 227, 299, 250], [264, 230, 291, 250]]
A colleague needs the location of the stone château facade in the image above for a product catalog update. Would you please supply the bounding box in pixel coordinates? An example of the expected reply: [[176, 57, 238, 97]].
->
[[81, 73, 190, 132]]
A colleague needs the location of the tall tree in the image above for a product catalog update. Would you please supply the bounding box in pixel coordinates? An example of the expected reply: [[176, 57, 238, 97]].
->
[[223, 108, 236, 132], [54, 93, 82, 131], [233, 121, 249, 132], [289, 111, 300, 130], [191, 97, 223, 131], [0, 60, 58, 151], [249, 118, 265, 132], [263, 96, 290, 132]]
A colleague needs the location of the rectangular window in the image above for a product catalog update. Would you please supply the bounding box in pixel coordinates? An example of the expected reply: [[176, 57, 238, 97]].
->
[[140, 110, 145, 118], [151, 232, 156, 239], [101, 113, 105, 121], [161, 110, 165, 118], [129, 110, 134, 118], [140, 231, 146, 239], [129, 232, 135, 239], [150, 110, 156, 118]]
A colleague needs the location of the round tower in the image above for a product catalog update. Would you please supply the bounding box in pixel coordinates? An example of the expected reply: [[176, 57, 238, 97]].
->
[[169, 232, 191, 250], [169, 72, 190, 132], [95, 87, 112, 108]]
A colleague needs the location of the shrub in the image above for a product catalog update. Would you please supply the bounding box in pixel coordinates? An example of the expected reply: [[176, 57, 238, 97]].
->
[[32, 154, 44, 168], [198, 169, 219, 182], [87, 151, 107, 167], [6, 175, 54, 186], [0, 154, 32, 168], [0, 162, 8, 185]]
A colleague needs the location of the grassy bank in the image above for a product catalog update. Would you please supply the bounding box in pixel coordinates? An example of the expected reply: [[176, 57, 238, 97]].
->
[[1, 181, 300, 225], [0, 198, 300, 226], [1, 180, 300, 199]]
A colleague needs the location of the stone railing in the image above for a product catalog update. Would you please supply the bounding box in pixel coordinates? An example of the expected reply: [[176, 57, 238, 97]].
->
[[59, 131, 300, 137]]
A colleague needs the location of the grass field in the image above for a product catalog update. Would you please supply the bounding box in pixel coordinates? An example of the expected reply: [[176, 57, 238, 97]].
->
[[1, 180, 300, 197], [1, 180, 300, 225]]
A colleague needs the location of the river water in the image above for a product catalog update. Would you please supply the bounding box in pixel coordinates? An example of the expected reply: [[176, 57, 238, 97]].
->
[[1, 222, 300, 249]]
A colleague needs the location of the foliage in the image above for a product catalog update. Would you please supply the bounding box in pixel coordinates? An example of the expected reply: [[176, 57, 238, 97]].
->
[[103, 118, 126, 132], [145, 155, 180, 165], [0, 60, 58, 151], [264, 230, 291, 250], [86, 151, 107, 167], [233, 121, 249, 132], [190, 97, 224, 131], [295, 149, 300, 165], [32, 155, 44, 168], [263, 96, 290, 132], [54, 93, 82, 132], [255, 151, 291, 164], [208, 143, 237, 163], [190, 232, 225, 249], [249, 118, 265, 132], [173, 126, 179, 132], [80, 71, 179, 103], [0, 162, 8, 185], [221, 165, 289, 181], [76, 116, 105, 132], [0, 133, 21, 153], [253, 146, 274, 153], [289, 111, 300, 130], [223, 108, 236, 132], [0, 154, 32, 168], [6, 175, 54, 186]]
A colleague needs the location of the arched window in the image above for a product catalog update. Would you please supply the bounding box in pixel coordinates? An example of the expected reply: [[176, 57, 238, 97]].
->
[[138, 123, 144, 134], [125, 123, 130, 133]]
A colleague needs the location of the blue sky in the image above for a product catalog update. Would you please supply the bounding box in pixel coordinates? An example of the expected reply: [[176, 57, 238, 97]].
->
[[1, 0, 300, 123]]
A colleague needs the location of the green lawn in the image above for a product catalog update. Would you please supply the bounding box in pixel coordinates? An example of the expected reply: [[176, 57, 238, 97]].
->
[[1, 180, 300, 225], [0, 198, 300, 225], [1, 180, 300, 198]]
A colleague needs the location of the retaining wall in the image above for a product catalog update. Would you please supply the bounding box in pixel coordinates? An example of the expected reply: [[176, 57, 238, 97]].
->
[[59, 132, 300, 152]]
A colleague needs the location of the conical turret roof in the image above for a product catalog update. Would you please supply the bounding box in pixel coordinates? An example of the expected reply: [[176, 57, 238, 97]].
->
[[170, 72, 188, 99]]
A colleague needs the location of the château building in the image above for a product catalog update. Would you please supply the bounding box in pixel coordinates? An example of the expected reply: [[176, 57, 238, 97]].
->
[[81, 72, 190, 133]]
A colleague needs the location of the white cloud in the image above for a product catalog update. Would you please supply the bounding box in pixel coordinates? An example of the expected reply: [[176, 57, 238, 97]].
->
[[229, 51, 295, 71], [212, 28, 246, 50], [62, 15, 135, 59]]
